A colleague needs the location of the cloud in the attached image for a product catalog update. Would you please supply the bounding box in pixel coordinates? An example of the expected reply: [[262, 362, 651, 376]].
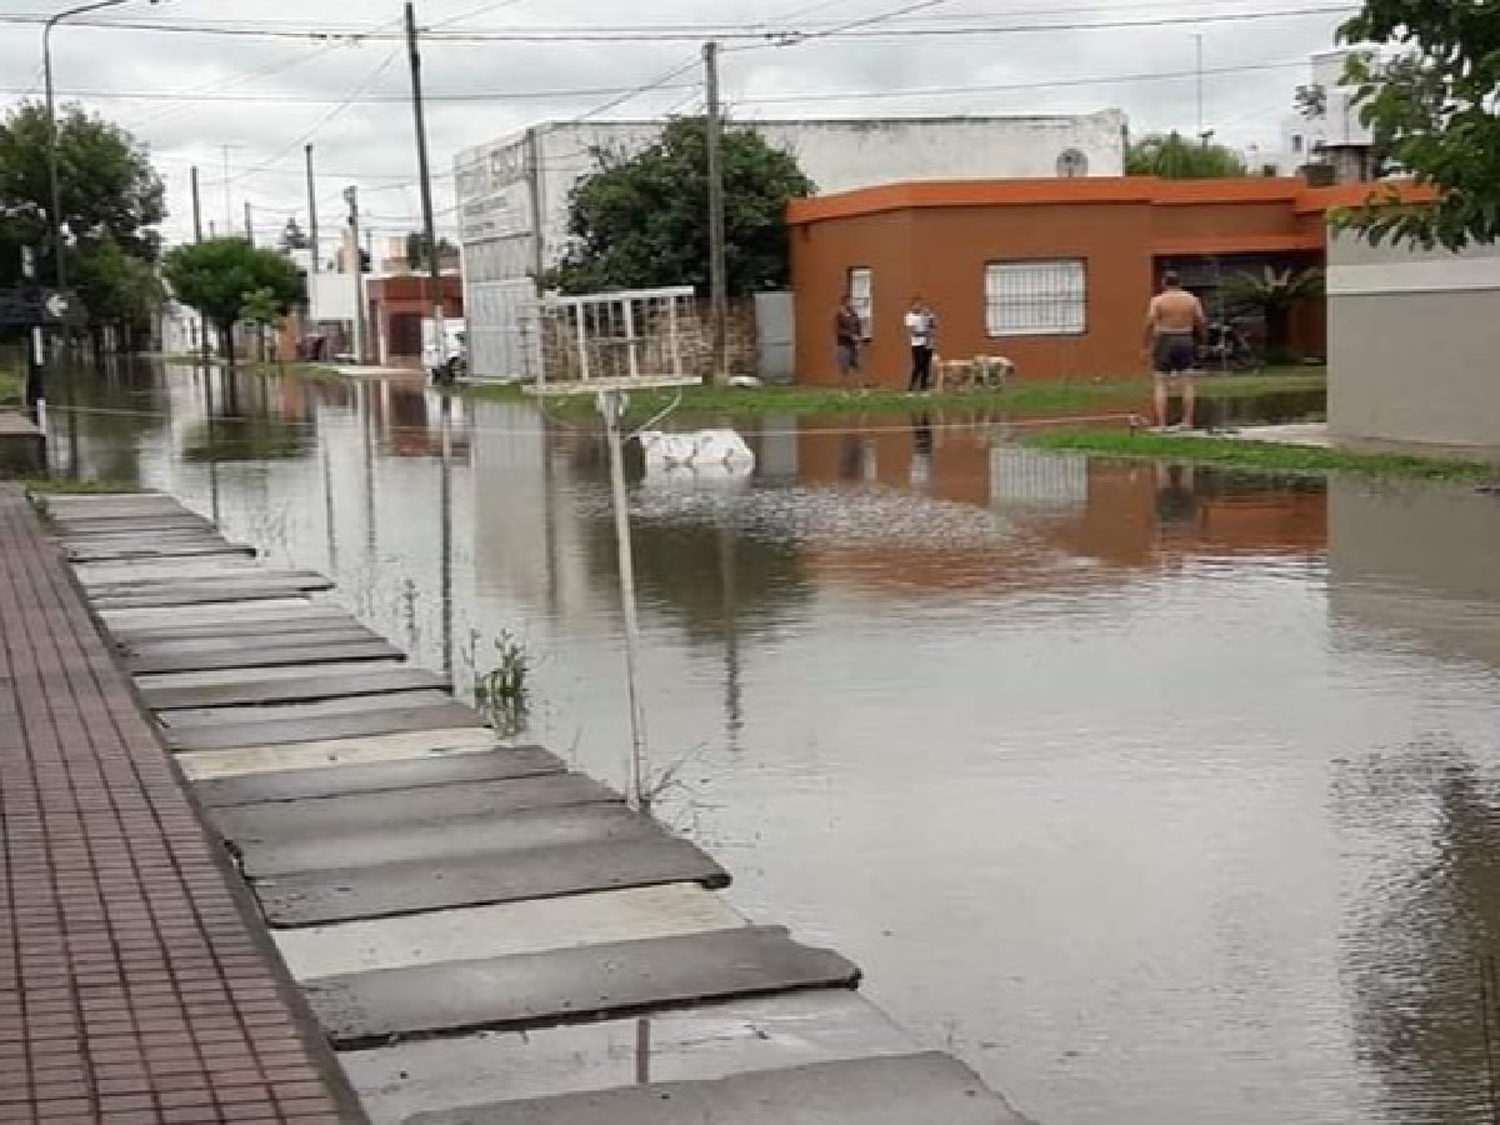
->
[[3, 0, 1351, 246]]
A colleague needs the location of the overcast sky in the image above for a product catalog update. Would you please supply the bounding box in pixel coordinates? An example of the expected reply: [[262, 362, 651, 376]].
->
[[1, 0, 1353, 250]]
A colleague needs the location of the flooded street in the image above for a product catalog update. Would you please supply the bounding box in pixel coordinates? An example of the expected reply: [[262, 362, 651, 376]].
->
[[43, 360, 1500, 1125]]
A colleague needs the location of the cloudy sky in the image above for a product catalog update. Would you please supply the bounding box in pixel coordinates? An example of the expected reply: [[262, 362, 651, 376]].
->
[[1, 0, 1353, 250]]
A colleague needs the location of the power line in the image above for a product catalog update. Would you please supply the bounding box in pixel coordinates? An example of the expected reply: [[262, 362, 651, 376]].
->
[[0, 4, 1355, 42], [16, 57, 1310, 112]]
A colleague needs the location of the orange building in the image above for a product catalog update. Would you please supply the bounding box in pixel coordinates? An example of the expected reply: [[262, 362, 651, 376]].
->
[[788, 177, 1385, 385]]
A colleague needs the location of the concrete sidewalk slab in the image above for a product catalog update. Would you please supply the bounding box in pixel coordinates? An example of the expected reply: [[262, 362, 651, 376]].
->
[[256, 834, 730, 926], [403, 1052, 1024, 1125], [340, 992, 918, 1125], [277, 883, 746, 979], [195, 745, 563, 806], [305, 926, 859, 1047]]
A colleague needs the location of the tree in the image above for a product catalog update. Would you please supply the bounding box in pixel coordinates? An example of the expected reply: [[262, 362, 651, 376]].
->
[[0, 102, 165, 285], [1126, 132, 1248, 178], [240, 286, 282, 365], [70, 235, 165, 362], [1224, 266, 1325, 354], [547, 116, 816, 296], [163, 238, 305, 370], [405, 231, 457, 267], [1334, 6, 1500, 249]]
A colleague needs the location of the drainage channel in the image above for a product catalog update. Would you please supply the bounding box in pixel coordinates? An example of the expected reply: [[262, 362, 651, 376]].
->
[[45, 490, 1030, 1125]]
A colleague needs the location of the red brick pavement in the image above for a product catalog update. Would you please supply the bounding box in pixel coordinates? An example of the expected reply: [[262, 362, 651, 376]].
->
[[0, 488, 361, 1124]]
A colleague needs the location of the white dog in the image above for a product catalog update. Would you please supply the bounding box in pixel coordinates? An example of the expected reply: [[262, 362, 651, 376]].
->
[[638, 429, 756, 471]]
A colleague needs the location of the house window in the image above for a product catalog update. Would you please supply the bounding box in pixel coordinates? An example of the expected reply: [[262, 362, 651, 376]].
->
[[985, 260, 1087, 337], [847, 267, 873, 340], [1292, 134, 1304, 155]]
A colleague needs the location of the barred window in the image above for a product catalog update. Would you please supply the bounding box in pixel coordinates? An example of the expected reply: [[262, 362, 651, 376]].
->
[[985, 260, 1087, 337], [847, 267, 873, 340]]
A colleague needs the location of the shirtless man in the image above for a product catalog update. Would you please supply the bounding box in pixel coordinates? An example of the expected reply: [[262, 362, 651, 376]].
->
[[1145, 270, 1207, 430]]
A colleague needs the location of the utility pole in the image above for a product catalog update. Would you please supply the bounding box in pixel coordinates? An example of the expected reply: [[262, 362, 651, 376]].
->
[[345, 186, 367, 365], [221, 144, 237, 231], [704, 41, 729, 385], [406, 2, 447, 381], [1195, 34, 1206, 145], [306, 144, 321, 278], [244, 200, 254, 243], [191, 166, 212, 371]]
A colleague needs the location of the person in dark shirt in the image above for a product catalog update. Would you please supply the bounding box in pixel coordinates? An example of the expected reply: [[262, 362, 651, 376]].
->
[[835, 298, 865, 387]]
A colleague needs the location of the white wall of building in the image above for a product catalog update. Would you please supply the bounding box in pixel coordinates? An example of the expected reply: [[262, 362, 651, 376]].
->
[[1275, 49, 1376, 174], [455, 111, 1126, 379]]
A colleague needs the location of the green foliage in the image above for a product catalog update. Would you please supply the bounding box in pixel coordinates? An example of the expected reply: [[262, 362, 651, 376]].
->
[[0, 103, 165, 346], [405, 231, 457, 267], [1027, 429, 1497, 482], [1336, 5, 1500, 249], [1126, 132, 1248, 178], [547, 117, 816, 296], [472, 631, 531, 737], [1223, 267, 1325, 350], [163, 239, 304, 367], [71, 236, 165, 341], [0, 367, 21, 407]]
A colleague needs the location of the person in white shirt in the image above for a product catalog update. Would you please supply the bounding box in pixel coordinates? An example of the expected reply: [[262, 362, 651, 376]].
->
[[904, 297, 937, 392]]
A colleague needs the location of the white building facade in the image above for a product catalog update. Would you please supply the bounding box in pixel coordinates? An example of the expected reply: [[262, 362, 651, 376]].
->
[[455, 111, 1127, 380], [1275, 49, 1378, 177]]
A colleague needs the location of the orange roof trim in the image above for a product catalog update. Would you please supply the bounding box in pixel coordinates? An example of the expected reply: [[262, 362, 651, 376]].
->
[[787, 176, 1434, 225]]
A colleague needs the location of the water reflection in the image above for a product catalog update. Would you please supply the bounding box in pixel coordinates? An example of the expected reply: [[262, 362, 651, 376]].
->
[[33, 362, 1500, 1125]]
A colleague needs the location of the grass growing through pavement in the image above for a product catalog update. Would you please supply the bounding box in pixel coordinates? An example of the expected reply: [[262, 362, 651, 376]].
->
[[1027, 430, 1499, 482], [24, 478, 150, 495], [465, 369, 1326, 420]]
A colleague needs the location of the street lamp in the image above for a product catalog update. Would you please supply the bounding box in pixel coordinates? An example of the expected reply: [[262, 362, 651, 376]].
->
[[43, 0, 159, 294]]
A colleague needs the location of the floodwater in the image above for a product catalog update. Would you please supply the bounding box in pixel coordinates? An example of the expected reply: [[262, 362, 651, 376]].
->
[[36, 361, 1500, 1125]]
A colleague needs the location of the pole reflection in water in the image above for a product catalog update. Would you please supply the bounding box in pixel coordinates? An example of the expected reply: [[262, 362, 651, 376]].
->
[[439, 390, 454, 680]]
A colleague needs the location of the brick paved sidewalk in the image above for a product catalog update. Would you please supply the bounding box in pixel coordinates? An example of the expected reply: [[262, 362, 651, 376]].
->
[[0, 487, 359, 1124]]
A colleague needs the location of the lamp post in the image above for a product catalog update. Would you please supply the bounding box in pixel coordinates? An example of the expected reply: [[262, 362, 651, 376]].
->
[[44, 0, 157, 294]]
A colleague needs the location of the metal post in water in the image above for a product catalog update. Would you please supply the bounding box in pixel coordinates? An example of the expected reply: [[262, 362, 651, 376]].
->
[[601, 388, 648, 809]]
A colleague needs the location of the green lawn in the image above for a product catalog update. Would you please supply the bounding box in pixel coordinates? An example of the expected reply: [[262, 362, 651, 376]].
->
[[1027, 429, 1499, 483], [466, 369, 1327, 420]]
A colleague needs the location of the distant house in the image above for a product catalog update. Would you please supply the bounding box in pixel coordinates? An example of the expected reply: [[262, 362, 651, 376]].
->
[[786, 177, 1373, 385], [454, 112, 1128, 380]]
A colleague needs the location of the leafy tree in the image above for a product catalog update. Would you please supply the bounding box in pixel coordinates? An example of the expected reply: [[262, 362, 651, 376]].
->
[[163, 238, 304, 370], [1335, 5, 1500, 249], [1126, 131, 1248, 178], [240, 286, 282, 365], [70, 235, 165, 361], [547, 116, 816, 296], [0, 102, 165, 284], [405, 231, 457, 267], [1224, 266, 1325, 353]]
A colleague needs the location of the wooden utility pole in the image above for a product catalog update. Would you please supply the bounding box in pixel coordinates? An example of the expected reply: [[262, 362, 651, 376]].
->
[[191, 166, 211, 372], [406, 2, 448, 380], [704, 41, 729, 385], [345, 187, 367, 365], [305, 144, 321, 278], [244, 200, 254, 243]]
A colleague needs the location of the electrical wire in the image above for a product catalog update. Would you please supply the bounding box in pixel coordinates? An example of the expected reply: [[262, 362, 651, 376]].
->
[[18, 57, 1311, 112], [0, 4, 1355, 42]]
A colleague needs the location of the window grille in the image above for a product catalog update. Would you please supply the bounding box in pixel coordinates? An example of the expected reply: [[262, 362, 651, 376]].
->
[[985, 260, 1087, 337], [847, 267, 873, 340]]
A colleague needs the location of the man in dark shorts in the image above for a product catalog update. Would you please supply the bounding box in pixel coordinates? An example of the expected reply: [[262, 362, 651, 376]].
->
[[1145, 270, 1207, 430]]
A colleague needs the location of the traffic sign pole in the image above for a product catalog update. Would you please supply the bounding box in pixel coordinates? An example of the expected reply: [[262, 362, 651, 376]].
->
[[21, 246, 45, 413]]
